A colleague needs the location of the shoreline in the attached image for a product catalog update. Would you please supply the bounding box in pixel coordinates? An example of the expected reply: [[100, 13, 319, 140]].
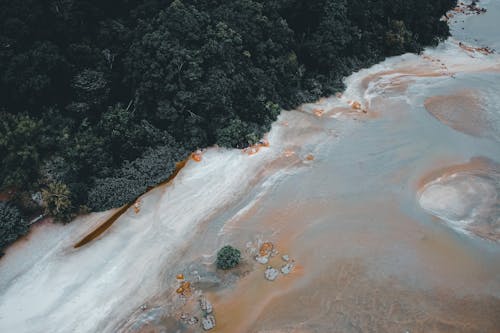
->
[[1, 1, 500, 332]]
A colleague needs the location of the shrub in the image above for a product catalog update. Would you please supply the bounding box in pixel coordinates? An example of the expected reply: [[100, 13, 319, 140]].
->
[[216, 245, 241, 270], [0, 201, 29, 255], [42, 182, 74, 223], [87, 144, 188, 211]]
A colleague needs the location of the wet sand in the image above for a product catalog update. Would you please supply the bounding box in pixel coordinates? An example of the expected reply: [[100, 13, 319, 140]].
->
[[253, 260, 500, 333], [418, 158, 499, 241], [1, 1, 500, 332], [205, 198, 500, 333], [424, 89, 492, 137]]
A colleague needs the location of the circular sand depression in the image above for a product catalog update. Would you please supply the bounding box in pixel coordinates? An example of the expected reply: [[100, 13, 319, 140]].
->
[[418, 161, 499, 241]]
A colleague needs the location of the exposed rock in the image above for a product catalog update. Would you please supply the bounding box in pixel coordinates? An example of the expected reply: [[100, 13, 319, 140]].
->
[[191, 150, 203, 162], [199, 296, 213, 314], [202, 315, 216, 331], [133, 200, 141, 214], [176, 281, 191, 295], [255, 255, 269, 264], [259, 242, 274, 256], [258, 138, 270, 147], [313, 108, 324, 117], [180, 313, 199, 326], [351, 101, 362, 110], [265, 267, 279, 281], [281, 262, 295, 275], [31, 192, 43, 206]]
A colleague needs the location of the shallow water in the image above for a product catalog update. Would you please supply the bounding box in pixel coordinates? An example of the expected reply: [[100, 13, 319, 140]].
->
[[1, 1, 500, 332]]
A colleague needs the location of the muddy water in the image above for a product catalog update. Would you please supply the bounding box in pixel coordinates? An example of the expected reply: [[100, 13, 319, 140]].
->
[[179, 3, 500, 332], [1, 2, 500, 333]]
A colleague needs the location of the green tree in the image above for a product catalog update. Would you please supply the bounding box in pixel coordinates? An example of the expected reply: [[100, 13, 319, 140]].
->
[[216, 245, 241, 270], [0, 113, 47, 189], [42, 182, 74, 223], [0, 201, 30, 255], [0, 0, 456, 219], [87, 144, 187, 211]]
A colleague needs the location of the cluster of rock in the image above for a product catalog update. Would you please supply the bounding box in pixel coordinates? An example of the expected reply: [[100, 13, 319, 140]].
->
[[248, 240, 296, 282], [264, 254, 296, 281], [179, 312, 199, 326], [175, 273, 217, 331], [199, 296, 216, 331], [175, 274, 192, 296], [450, 1, 487, 16]]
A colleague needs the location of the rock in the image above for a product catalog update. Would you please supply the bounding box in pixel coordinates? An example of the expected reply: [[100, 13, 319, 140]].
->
[[259, 242, 274, 256], [199, 296, 213, 314], [280, 262, 294, 275], [255, 255, 269, 265], [202, 315, 216, 331], [313, 108, 324, 117], [259, 138, 270, 147], [133, 200, 141, 214], [264, 267, 279, 281], [351, 101, 362, 110], [191, 150, 203, 162], [176, 281, 191, 295], [180, 313, 199, 326], [31, 192, 43, 206], [282, 255, 290, 262]]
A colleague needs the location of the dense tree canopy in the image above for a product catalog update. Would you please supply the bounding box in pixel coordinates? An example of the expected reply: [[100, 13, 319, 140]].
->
[[0, 0, 456, 247], [0, 201, 29, 255]]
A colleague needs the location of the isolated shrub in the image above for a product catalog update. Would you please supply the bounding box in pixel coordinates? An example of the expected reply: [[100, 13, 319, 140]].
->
[[0, 201, 29, 254], [216, 245, 241, 270]]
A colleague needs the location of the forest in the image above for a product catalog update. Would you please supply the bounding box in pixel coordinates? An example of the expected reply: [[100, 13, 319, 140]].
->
[[0, 0, 456, 253]]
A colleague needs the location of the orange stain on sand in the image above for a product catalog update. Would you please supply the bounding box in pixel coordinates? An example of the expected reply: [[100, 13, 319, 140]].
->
[[191, 150, 203, 162], [312, 108, 324, 117], [243, 139, 270, 156]]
